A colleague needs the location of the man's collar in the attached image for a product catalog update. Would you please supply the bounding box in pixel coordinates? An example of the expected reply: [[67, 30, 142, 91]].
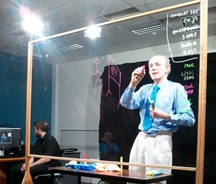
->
[[41, 132, 48, 139], [157, 79, 169, 89]]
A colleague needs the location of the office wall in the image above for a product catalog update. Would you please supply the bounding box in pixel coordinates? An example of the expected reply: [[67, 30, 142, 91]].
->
[[0, 52, 52, 144]]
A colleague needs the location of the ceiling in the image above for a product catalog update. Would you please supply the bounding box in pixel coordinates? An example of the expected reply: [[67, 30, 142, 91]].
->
[[0, 0, 216, 62]]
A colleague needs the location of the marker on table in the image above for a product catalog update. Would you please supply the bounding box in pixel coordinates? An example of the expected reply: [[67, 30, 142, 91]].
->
[[84, 153, 87, 164], [120, 156, 123, 173]]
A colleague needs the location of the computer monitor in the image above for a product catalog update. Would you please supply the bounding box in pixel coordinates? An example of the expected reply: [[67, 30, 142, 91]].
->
[[0, 128, 21, 150]]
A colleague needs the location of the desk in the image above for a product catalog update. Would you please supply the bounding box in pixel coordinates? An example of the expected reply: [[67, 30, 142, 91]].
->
[[0, 157, 25, 184], [49, 166, 172, 184]]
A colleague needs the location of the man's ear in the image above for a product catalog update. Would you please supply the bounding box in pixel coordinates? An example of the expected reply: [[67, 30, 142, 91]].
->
[[166, 64, 171, 73]]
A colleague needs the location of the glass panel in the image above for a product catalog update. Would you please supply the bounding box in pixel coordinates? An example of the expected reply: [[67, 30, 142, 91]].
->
[[31, 2, 201, 172]]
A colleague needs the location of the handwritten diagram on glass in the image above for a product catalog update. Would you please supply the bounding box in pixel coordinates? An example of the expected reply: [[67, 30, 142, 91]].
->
[[92, 59, 102, 94], [105, 55, 122, 109]]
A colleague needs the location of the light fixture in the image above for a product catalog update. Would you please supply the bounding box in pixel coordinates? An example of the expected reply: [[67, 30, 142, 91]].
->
[[84, 26, 102, 39], [58, 44, 84, 53], [20, 7, 44, 36], [131, 23, 166, 35]]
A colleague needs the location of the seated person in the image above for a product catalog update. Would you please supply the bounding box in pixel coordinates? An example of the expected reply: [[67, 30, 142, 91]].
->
[[99, 131, 119, 161], [7, 120, 61, 184]]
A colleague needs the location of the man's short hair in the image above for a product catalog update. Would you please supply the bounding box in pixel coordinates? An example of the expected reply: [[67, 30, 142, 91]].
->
[[33, 120, 49, 132], [149, 55, 170, 65]]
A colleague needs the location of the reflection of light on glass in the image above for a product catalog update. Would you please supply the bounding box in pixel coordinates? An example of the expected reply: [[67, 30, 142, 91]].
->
[[84, 26, 102, 39]]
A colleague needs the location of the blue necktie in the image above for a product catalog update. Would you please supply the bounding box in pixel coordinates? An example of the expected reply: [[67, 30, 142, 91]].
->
[[143, 85, 159, 131]]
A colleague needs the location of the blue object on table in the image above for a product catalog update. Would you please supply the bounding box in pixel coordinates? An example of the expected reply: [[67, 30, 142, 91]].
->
[[146, 170, 163, 176], [65, 163, 95, 171]]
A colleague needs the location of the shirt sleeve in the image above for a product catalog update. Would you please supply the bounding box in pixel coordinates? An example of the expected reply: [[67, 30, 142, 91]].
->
[[112, 143, 119, 153], [120, 86, 142, 109], [170, 84, 195, 127]]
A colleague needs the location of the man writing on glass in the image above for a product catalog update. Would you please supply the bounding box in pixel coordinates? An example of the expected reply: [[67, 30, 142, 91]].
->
[[120, 55, 195, 176]]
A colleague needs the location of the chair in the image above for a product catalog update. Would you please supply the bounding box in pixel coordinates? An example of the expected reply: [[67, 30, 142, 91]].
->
[[33, 149, 80, 184], [98, 180, 126, 184], [33, 173, 62, 184], [33, 150, 67, 184]]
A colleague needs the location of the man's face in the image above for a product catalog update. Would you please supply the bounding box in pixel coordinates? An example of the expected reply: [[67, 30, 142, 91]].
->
[[34, 126, 40, 138], [148, 57, 169, 83], [104, 132, 113, 142]]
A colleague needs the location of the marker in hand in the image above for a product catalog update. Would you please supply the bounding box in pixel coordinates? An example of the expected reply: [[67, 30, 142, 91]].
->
[[131, 65, 145, 87], [151, 100, 155, 110], [148, 97, 155, 110], [142, 65, 145, 73], [136, 65, 145, 79]]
